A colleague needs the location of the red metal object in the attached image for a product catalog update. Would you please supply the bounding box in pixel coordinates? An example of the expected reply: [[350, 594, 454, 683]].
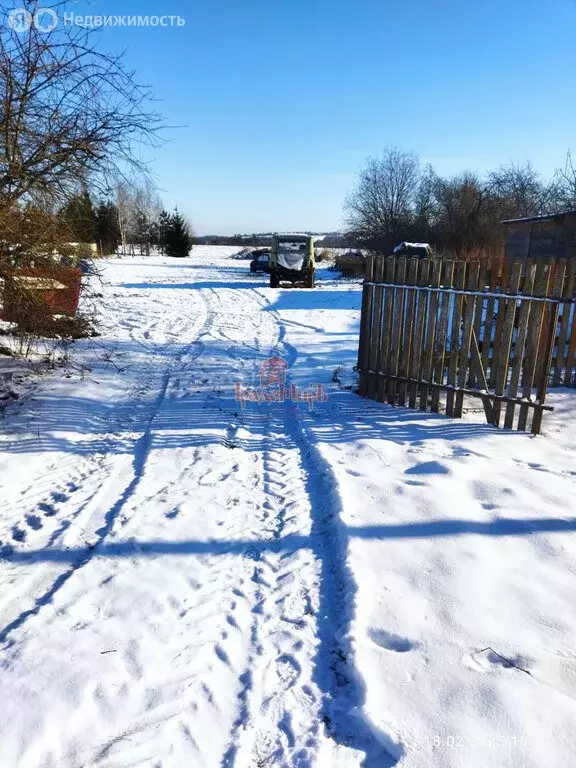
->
[[1, 267, 82, 321]]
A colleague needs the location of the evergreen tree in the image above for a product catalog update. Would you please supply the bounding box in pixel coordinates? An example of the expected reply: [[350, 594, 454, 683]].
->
[[134, 210, 152, 256], [149, 219, 159, 253], [60, 192, 96, 243], [164, 210, 193, 258], [157, 209, 171, 255], [95, 201, 121, 256]]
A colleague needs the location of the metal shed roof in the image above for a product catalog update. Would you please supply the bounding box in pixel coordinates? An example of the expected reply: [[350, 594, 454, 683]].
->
[[501, 210, 576, 225]]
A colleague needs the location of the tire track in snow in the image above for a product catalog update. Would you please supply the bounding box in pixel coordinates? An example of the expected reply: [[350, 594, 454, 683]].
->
[[221, 410, 322, 767], [220, 306, 400, 766], [0, 299, 209, 649], [205, 288, 324, 766], [85, 283, 283, 766]]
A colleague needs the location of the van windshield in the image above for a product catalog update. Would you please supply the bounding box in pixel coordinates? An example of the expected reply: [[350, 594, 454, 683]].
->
[[277, 241, 308, 270]]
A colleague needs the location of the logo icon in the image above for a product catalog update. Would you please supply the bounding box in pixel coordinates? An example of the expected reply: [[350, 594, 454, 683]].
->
[[8, 7, 58, 32], [33, 8, 57, 31], [8, 8, 32, 32], [259, 356, 288, 387]]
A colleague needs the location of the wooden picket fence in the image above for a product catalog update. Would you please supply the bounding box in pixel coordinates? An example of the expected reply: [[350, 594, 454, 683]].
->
[[357, 255, 576, 435]]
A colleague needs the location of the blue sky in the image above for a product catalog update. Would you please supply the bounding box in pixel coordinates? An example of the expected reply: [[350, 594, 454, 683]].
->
[[89, 0, 576, 234]]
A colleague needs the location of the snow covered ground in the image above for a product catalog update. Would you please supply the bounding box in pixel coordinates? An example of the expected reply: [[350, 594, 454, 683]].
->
[[0, 246, 575, 768]]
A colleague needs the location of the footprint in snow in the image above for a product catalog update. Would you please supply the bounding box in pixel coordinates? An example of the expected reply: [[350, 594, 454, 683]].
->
[[369, 629, 416, 653], [0, 541, 14, 557], [25, 514, 42, 531], [39, 503, 57, 517], [51, 491, 68, 503], [214, 644, 231, 666], [405, 461, 450, 476], [12, 526, 26, 543]]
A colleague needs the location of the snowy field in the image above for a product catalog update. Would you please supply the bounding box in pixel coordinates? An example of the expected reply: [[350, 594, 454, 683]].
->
[[0, 245, 575, 768]]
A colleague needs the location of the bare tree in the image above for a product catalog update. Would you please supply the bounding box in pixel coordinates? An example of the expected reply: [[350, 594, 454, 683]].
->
[[132, 182, 163, 255], [413, 162, 437, 242], [344, 147, 576, 262], [115, 181, 163, 256], [0, 0, 161, 208], [488, 162, 550, 219], [344, 147, 421, 252], [552, 151, 576, 210], [115, 182, 135, 256], [431, 172, 497, 257]]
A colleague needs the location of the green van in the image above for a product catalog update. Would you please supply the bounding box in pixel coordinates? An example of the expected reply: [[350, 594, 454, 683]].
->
[[269, 234, 315, 288]]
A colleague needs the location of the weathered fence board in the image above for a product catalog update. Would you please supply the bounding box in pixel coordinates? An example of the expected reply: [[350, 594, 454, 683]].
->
[[445, 262, 465, 417], [504, 264, 535, 429], [408, 260, 429, 409], [555, 258, 576, 386], [492, 262, 522, 426], [400, 258, 418, 408], [455, 262, 481, 418], [367, 257, 385, 400], [357, 255, 576, 435], [419, 260, 440, 411], [431, 260, 454, 412]]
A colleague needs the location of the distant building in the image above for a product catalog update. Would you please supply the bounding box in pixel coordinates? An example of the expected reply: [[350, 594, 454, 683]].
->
[[502, 210, 576, 263]]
